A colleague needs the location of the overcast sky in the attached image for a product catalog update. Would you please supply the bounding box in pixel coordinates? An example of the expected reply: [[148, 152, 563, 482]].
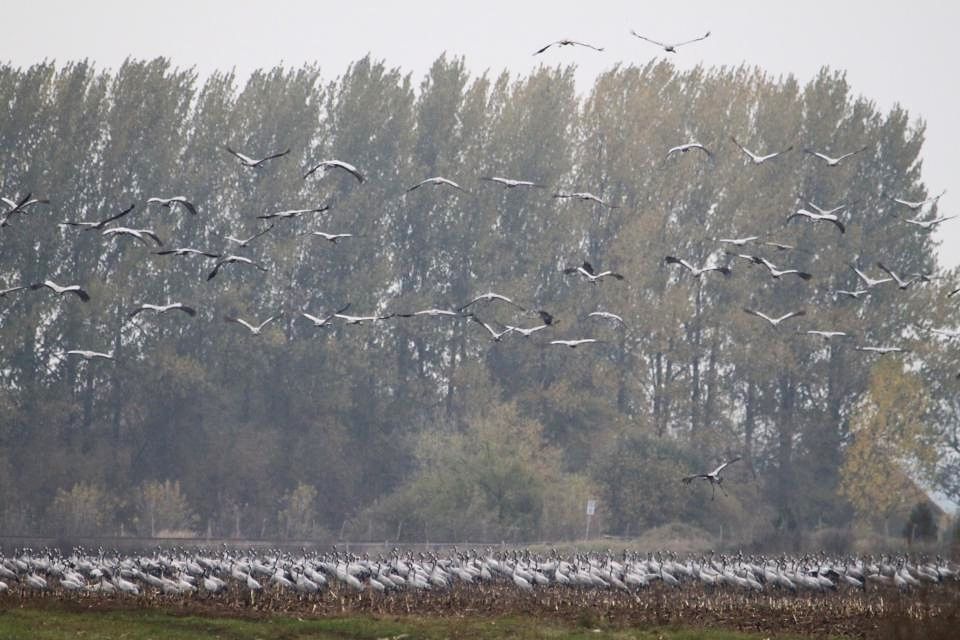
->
[[6, 0, 958, 268]]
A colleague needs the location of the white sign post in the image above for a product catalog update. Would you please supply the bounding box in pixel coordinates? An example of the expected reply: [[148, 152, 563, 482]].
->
[[585, 499, 597, 540]]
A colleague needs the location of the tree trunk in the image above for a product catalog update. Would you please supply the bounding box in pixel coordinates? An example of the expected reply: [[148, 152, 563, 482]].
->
[[744, 381, 756, 477], [689, 283, 704, 435]]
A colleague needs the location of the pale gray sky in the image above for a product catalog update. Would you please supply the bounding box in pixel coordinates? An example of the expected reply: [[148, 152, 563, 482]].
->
[[6, 0, 958, 267]]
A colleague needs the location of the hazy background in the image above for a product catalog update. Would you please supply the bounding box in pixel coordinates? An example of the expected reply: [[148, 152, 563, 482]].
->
[[1, 0, 957, 546], [4, 0, 958, 267]]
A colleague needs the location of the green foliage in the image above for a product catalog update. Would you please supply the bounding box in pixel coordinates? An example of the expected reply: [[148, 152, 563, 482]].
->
[[0, 56, 954, 542], [133, 479, 198, 537], [278, 482, 319, 539], [592, 433, 697, 533], [841, 359, 938, 526], [47, 482, 116, 537], [353, 400, 595, 541]]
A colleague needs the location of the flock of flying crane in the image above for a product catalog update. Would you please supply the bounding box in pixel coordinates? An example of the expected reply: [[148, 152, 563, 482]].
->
[[0, 27, 958, 504], [0, 545, 957, 597]]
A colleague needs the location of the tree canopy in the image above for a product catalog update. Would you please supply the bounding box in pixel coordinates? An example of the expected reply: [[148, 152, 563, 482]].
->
[[0, 56, 956, 543]]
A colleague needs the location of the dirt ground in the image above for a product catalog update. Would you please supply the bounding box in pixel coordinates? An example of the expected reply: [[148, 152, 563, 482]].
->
[[3, 582, 958, 639]]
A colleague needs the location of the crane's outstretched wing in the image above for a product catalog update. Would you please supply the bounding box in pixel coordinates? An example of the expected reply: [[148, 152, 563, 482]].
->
[[629, 30, 668, 48], [225, 146, 255, 164], [673, 31, 711, 48], [710, 456, 741, 476], [837, 146, 869, 161], [534, 41, 558, 55], [100, 203, 137, 226], [260, 148, 290, 163]]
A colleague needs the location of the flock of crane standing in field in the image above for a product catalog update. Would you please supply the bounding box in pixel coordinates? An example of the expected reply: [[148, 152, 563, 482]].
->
[[0, 546, 957, 597], [0, 28, 958, 560]]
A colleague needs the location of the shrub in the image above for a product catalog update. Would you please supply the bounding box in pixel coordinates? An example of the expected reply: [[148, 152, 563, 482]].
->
[[278, 483, 318, 539], [48, 482, 116, 536], [133, 479, 198, 537], [591, 433, 703, 534]]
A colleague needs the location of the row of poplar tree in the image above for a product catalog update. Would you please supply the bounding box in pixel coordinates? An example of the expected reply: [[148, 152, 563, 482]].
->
[[0, 55, 957, 545]]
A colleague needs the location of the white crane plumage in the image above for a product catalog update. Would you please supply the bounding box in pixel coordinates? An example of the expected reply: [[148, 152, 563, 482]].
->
[[855, 345, 907, 355], [256, 205, 329, 221], [458, 292, 526, 313], [1, 193, 49, 225], [552, 191, 616, 207], [808, 201, 849, 217], [30, 280, 90, 302], [682, 456, 740, 500], [154, 248, 221, 259], [930, 328, 960, 339], [664, 256, 731, 278], [876, 262, 917, 290], [904, 214, 956, 231], [849, 265, 893, 289], [752, 256, 813, 281], [505, 323, 550, 338], [146, 196, 197, 216], [786, 207, 845, 233], [834, 288, 869, 300], [629, 29, 710, 53], [549, 338, 602, 349], [66, 350, 114, 361], [730, 137, 793, 164], [25, 574, 49, 590], [406, 176, 467, 193], [563, 261, 625, 283], [1, 193, 49, 214], [334, 312, 395, 325], [226, 225, 274, 248], [59, 203, 136, 231], [225, 145, 290, 168], [801, 330, 852, 341], [803, 146, 869, 166], [128, 303, 197, 320], [396, 308, 463, 319], [742, 308, 806, 327], [207, 255, 268, 281], [469, 315, 514, 341], [101, 227, 163, 246], [480, 176, 545, 189], [303, 159, 364, 182], [666, 142, 712, 159], [587, 311, 628, 327], [307, 231, 355, 243], [224, 314, 281, 335], [0, 285, 27, 298], [718, 236, 759, 247], [887, 189, 946, 211], [534, 39, 604, 55], [300, 303, 351, 327], [762, 241, 799, 252]]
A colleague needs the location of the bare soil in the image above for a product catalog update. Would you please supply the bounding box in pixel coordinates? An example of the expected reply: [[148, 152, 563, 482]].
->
[[3, 582, 958, 639]]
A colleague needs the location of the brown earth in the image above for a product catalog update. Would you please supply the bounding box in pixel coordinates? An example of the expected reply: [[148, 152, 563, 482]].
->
[[2, 582, 958, 639]]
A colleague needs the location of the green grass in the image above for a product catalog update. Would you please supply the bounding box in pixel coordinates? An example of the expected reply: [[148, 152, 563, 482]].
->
[[0, 607, 814, 640]]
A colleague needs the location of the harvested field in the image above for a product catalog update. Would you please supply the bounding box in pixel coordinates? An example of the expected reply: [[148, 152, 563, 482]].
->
[[3, 580, 958, 639]]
